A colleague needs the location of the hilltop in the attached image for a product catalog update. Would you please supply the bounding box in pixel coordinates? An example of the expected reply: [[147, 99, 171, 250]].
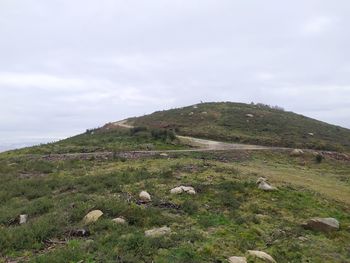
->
[[126, 102, 350, 152]]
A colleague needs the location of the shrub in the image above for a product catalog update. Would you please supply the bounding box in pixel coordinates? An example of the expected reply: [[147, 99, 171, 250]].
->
[[315, 154, 323, 163]]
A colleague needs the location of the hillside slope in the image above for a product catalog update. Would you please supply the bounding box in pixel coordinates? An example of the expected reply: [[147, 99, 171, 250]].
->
[[1, 103, 350, 262], [127, 102, 350, 152]]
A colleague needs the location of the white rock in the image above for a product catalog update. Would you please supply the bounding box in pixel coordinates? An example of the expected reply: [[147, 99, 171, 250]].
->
[[258, 181, 276, 191], [170, 186, 196, 195], [302, 217, 339, 232], [83, 210, 103, 224], [170, 187, 183, 194], [139, 191, 152, 202], [290, 149, 304, 156], [228, 256, 247, 263], [160, 153, 168, 157], [189, 112, 194, 116], [247, 250, 276, 263], [19, 214, 28, 224], [145, 226, 171, 237], [308, 132, 314, 136], [112, 217, 127, 224], [246, 114, 254, 118]]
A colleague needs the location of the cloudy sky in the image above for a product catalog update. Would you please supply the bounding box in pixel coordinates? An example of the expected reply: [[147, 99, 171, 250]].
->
[[1, 0, 350, 150]]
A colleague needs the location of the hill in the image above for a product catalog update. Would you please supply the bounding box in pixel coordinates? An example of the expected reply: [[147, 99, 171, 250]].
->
[[0, 102, 350, 262], [126, 102, 350, 152]]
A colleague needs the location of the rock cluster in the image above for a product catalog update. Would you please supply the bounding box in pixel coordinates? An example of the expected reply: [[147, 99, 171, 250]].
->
[[170, 186, 196, 195]]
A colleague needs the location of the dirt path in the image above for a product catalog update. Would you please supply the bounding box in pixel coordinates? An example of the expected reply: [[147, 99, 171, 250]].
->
[[21, 120, 348, 161], [176, 136, 285, 151], [112, 120, 134, 129], [111, 120, 285, 151]]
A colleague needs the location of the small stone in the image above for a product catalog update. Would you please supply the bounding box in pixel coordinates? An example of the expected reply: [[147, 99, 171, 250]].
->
[[112, 217, 127, 224], [160, 153, 168, 157], [139, 191, 152, 202], [145, 226, 171, 237], [19, 214, 28, 224], [298, 236, 308, 242], [258, 181, 276, 191], [302, 217, 339, 232], [246, 114, 254, 118], [189, 112, 194, 116], [290, 149, 304, 156], [247, 250, 276, 263], [228, 256, 247, 263], [308, 132, 314, 136], [83, 210, 103, 224]]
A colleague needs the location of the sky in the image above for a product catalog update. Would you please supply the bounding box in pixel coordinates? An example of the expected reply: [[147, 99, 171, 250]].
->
[[1, 0, 350, 151]]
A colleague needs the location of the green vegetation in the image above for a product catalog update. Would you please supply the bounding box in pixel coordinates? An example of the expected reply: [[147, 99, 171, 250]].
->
[[128, 102, 350, 152], [6, 127, 185, 155], [1, 102, 350, 262], [0, 149, 349, 262]]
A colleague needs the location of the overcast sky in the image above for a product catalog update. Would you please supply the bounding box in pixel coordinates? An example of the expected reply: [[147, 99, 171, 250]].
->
[[1, 0, 350, 150]]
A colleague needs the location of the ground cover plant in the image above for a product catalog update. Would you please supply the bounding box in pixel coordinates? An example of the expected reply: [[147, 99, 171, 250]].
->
[[0, 149, 349, 262]]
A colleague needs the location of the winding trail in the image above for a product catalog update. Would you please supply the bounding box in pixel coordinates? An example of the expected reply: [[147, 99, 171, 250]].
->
[[112, 120, 286, 151], [23, 120, 347, 161]]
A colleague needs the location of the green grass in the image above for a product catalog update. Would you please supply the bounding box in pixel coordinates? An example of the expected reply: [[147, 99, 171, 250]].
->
[[0, 149, 349, 262], [4, 126, 186, 156], [128, 102, 350, 152]]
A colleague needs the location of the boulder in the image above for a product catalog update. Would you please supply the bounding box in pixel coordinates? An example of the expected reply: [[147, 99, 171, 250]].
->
[[228, 256, 247, 263], [139, 191, 152, 202], [258, 181, 276, 191], [302, 217, 339, 232], [19, 214, 28, 224], [290, 149, 304, 156], [247, 250, 276, 263], [145, 226, 171, 237], [83, 210, 103, 224], [170, 186, 196, 195], [112, 217, 127, 224]]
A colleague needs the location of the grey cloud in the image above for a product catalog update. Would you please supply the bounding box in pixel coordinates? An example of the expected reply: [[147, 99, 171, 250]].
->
[[0, 0, 350, 148]]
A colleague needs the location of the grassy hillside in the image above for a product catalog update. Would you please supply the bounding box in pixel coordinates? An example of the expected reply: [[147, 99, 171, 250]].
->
[[4, 127, 186, 156], [1, 102, 350, 262], [128, 102, 350, 152], [0, 150, 349, 262]]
